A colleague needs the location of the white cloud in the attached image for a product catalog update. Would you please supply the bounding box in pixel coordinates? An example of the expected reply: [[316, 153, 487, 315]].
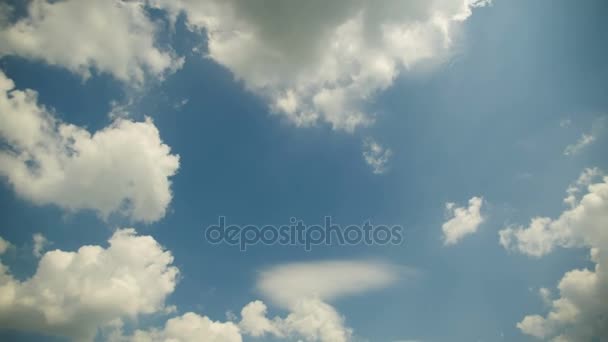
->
[[0, 0, 182, 84], [0, 71, 180, 222], [150, 0, 489, 132], [563, 167, 601, 208], [563, 118, 605, 156], [235, 259, 407, 341], [499, 169, 605, 257], [362, 137, 392, 174], [239, 300, 281, 337], [0, 229, 179, 341], [441, 196, 484, 245], [499, 169, 608, 340], [239, 298, 352, 342], [32, 233, 49, 258], [118, 297, 352, 342], [126, 312, 242, 342], [563, 133, 595, 156], [256, 260, 401, 308]]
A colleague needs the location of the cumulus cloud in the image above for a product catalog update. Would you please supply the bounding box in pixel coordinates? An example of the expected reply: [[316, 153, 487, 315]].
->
[[0, 229, 179, 341], [150, 0, 489, 131], [499, 169, 608, 340], [239, 298, 352, 342], [0, 0, 182, 84], [0, 71, 179, 222], [256, 260, 401, 308], [15, 253, 363, 342], [124, 312, 242, 342], [441, 196, 484, 245], [362, 137, 392, 174], [234, 259, 407, 341], [117, 298, 352, 342]]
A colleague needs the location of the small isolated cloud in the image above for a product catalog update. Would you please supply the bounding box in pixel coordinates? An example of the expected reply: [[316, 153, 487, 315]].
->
[[0, 0, 182, 84], [0, 229, 179, 341], [256, 260, 403, 308], [0, 71, 180, 222], [499, 168, 608, 340], [362, 138, 392, 174], [441, 196, 484, 245], [32, 233, 49, 258]]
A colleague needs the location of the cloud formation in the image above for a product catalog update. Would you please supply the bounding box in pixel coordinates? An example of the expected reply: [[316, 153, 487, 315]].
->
[[126, 312, 242, 342], [500, 169, 608, 340], [239, 298, 352, 342], [113, 260, 395, 342], [0, 71, 179, 222], [0, 0, 182, 84], [257, 260, 401, 308], [151, 0, 489, 131], [32, 233, 48, 258], [0, 229, 179, 341], [442, 196, 484, 245], [117, 297, 352, 342], [362, 137, 392, 174]]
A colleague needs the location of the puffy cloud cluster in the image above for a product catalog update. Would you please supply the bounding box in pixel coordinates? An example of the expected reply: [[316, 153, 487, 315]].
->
[[239, 298, 352, 342], [0, 0, 182, 84], [126, 313, 242, 342], [150, 0, 490, 131], [0, 229, 179, 341], [441, 196, 484, 245], [115, 297, 350, 342], [499, 169, 608, 341], [0, 71, 179, 222]]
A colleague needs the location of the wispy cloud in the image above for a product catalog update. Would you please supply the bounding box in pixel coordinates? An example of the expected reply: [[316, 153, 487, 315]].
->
[[363, 138, 393, 175], [563, 117, 605, 156], [564, 133, 595, 156]]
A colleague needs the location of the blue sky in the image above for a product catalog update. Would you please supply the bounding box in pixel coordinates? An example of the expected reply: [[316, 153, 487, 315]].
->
[[0, 0, 607, 341]]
